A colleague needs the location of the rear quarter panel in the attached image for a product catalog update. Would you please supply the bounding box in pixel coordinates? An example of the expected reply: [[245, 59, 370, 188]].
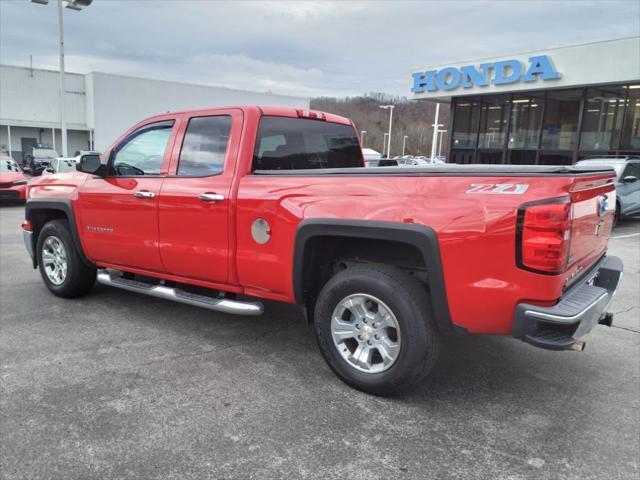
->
[[235, 173, 607, 334]]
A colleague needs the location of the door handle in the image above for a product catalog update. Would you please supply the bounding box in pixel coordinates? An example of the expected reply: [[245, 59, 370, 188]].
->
[[134, 190, 155, 198], [198, 192, 225, 202]]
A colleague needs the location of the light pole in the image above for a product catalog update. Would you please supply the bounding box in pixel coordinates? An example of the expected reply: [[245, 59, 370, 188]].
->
[[402, 135, 408, 156], [31, 0, 93, 157], [360, 130, 367, 148], [379, 105, 394, 159], [382, 133, 389, 157], [430, 102, 442, 160]]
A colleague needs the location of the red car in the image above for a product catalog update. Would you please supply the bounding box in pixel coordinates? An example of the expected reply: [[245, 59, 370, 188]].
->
[[22, 106, 623, 395], [0, 155, 28, 202]]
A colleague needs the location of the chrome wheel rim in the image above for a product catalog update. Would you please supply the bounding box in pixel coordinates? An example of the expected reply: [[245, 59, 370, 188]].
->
[[42, 236, 67, 285], [331, 293, 401, 373]]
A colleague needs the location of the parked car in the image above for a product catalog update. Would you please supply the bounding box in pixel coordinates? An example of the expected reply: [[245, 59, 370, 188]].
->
[[576, 156, 640, 225], [22, 106, 622, 396], [73, 150, 100, 162], [362, 148, 384, 167], [397, 156, 445, 166], [42, 158, 78, 176], [23, 145, 60, 176], [0, 156, 28, 202]]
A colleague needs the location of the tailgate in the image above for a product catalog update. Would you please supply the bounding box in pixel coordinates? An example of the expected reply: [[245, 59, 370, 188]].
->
[[567, 174, 616, 278]]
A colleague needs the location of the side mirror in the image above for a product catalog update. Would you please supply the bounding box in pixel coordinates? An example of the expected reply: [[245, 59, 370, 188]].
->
[[76, 154, 104, 176], [45, 166, 54, 173], [622, 175, 638, 184]]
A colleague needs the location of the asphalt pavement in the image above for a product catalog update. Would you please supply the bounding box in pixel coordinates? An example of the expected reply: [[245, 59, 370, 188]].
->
[[1, 204, 638, 480]]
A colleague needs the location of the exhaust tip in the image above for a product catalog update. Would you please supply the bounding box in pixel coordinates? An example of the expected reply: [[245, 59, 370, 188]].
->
[[569, 340, 586, 352]]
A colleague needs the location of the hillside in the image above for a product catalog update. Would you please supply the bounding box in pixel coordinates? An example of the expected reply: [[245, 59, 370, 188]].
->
[[310, 93, 450, 157]]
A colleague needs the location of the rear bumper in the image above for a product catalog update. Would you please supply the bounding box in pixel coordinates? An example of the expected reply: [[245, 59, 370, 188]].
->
[[0, 188, 26, 201], [512, 255, 623, 350]]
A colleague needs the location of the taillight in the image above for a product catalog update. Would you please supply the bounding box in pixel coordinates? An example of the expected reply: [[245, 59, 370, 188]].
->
[[516, 197, 572, 274], [22, 219, 33, 232]]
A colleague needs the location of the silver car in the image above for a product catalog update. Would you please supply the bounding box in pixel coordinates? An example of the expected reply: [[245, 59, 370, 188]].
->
[[42, 158, 78, 176], [576, 156, 640, 225]]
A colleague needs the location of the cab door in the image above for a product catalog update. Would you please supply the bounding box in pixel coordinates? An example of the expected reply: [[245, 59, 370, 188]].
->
[[158, 109, 242, 284], [77, 119, 178, 272]]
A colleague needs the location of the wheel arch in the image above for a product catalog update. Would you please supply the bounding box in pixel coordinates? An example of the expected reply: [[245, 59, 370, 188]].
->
[[292, 219, 457, 334], [25, 199, 93, 269]]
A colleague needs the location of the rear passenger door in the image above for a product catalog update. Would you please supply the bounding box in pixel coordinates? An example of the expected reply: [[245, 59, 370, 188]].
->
[[158, 110, 241, 285]]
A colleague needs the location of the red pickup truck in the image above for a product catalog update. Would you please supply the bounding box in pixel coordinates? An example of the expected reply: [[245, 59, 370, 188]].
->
[[22, 105, 623, 395]]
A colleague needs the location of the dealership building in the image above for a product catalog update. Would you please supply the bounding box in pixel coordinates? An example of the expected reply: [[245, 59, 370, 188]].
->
[[410, 36, 640, 164], [0, 64, 308, 162]]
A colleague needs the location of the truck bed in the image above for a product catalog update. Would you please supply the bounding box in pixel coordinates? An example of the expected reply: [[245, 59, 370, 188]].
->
[[254, 165, 616, 176]]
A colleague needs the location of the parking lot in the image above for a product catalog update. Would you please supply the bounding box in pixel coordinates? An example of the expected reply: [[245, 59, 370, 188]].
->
[[0, 204, 638, 480]]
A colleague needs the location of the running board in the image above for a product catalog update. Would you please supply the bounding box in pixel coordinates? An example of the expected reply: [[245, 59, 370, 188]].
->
[[96, 271, 263, 316]]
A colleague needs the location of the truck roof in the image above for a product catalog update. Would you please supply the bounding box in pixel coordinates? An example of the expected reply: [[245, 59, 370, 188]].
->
[[145, 105, 353, 126]]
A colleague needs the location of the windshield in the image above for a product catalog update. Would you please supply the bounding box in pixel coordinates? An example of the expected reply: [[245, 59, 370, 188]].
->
[[57, 160, 77, 172], [0, 158, 21, 172], [33, 149, 59, 158], [576, 160, 625, 179]]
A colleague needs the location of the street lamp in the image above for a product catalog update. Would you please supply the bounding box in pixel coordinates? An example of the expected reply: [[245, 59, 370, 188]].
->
[[360, 130, 367, 148], [382, 133, 389, 157], [30, 0, 94, 157], [379, 105, 394, 159], [430, 102, 442, 160], [402, 135, 408, 156]]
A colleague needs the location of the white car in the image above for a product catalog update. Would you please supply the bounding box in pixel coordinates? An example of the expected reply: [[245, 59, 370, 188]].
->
[[42, 158, 78, 175]]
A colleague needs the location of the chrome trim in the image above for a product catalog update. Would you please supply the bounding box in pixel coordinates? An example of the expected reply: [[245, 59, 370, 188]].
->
[[198, 192, 225, 202], [22, 229, 34, 259], [96, 271, 263, 316], [133, 191, 155, 198], [524, 292, 609, 323]]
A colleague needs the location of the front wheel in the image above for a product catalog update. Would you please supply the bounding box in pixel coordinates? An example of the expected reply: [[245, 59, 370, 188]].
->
[[37, 219, 96, 298], [314, 265, 440, 396]]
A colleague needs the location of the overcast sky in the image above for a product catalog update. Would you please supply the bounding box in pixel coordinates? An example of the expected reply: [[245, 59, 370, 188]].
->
[[1, 0, 638, 98]]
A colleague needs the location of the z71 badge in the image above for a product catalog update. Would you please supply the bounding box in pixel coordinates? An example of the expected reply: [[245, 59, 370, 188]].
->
[[466, 183, 529, 195]]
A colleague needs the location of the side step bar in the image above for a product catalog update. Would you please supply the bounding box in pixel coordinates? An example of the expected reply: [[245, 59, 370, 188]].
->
[[96, 271, 263, 316]]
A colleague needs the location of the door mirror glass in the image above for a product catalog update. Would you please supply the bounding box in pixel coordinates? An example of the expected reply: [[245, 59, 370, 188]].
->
[[77, 154, 103, 175], [622, 175, 638, 183]]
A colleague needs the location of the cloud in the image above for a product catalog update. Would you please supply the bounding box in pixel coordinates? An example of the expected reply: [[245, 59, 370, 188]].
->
[[1, 0, 638, 98]]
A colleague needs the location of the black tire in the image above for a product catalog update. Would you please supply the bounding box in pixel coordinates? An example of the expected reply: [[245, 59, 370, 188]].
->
[[613, 203, 620, 229], [314, 264, 441, 396], [36, 219, 96, 298]]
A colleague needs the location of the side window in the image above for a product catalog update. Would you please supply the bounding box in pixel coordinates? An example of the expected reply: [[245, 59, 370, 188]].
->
[[622, 162, 640, 179], [252, 116, 362, 170], [111, 121, 173, 176], [177, 116, 232, 176]]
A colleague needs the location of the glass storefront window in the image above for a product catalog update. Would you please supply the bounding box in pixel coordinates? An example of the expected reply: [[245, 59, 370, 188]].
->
[[508, 150, 537, 165], [579, 86, 627, 150], [539, 152, 573, 165], [540, 89, 581, 150], [508, 94, 544, 149], [620, 85, 640, 150], [478, 95, 509, 149], [451, 98, 480, 149]]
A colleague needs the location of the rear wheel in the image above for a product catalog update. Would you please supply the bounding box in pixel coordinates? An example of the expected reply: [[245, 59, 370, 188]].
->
[[314, 264, 440, 396], [37, 219, 96, 298]]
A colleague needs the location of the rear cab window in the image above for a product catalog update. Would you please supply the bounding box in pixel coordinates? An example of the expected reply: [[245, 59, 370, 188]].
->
[[253, 116, 363, 170]]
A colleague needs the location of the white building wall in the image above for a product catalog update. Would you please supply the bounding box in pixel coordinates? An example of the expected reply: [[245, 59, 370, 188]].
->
[[1, 64, 309, 157], [410, 36, 640, 100], [87, 72, 309, 151], [0, 65, 87, 129]]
